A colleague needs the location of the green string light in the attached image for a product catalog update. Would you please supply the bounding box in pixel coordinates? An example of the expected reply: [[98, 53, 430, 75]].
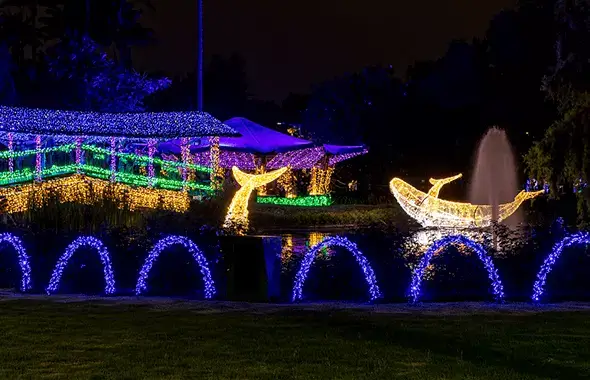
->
[[81, 144, 211, 173], [256, 195, 332, 207], [0, 143, 210, 173], [0, 164, 214, 193], [0, 141, 213, 193], [0, 144, 76, 159]]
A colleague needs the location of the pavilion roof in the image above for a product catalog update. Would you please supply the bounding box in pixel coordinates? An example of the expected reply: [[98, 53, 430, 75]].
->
[[219, 117, 314, 153], [0, 106, 238, 141]]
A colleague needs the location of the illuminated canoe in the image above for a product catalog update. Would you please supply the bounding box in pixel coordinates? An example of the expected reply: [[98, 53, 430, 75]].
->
[[389, 174, 543, 228]]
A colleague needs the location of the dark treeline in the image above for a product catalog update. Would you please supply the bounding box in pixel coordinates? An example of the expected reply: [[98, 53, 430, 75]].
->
[[0, 1, 588, 212]]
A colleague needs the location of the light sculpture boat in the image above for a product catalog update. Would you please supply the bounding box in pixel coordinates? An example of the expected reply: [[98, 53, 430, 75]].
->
[[389, 173, 543, 228]]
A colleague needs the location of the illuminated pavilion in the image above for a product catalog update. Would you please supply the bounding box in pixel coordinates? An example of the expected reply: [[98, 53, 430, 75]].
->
[[159, 117, 368, 206], [0, 106, 238, 214]]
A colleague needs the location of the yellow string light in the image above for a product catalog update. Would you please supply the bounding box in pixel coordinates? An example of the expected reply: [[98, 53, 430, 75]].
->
[[309, 232, 327, 248], [255, 163, 267, 196], [0, 175, 190, 214], [277, 166, 297, 198], [309, 166, 334, 195], [223, 166, 287, 233], [282, 234, 293, 261], [209, 136, 222, 190], [389, 174, 543, 228]]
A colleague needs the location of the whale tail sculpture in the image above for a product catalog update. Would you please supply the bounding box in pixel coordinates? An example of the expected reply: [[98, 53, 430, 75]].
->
[[427, 173, 463, 198], [390, 174, 543, 228], [223, 166, 288, 233]]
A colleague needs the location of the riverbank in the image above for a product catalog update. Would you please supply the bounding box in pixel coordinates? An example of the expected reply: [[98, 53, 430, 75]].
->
[[250, 203, 409, 231]]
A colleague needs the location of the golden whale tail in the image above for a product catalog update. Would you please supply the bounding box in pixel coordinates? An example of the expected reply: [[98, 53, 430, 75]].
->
[[223, 166, 288, 232], [427, 173, 463, 198]]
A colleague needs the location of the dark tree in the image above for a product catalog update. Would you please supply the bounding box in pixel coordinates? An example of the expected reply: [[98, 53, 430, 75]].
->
[[523, 0, 590, 221], [43, 34, 169, 111], [0, 43, 16, 105]]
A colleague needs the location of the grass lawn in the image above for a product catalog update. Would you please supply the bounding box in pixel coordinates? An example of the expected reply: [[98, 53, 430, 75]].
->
[[1, 299, 589, 379]]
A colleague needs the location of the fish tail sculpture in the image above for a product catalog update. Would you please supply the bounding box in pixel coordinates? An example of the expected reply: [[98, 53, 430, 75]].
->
[[223, 166, 288, 233], [427, 173, 463, 198]]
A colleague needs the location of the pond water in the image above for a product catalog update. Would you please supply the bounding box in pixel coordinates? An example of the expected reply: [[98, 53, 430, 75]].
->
[[274, 223, 590, 302], [2, 221, 590, 303]]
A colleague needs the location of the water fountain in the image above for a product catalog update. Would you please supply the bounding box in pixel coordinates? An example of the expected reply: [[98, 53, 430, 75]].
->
[[469, 127, 521, 227]]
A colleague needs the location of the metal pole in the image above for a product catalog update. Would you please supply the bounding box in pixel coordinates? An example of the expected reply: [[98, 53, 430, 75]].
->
[[197, 0, 204, 111]]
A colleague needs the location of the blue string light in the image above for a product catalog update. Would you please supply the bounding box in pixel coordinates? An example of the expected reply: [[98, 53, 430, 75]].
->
[[532, 231, 590, 302], [408, 235, 505, 304], [135, 235, 216, 299], [0, 233, 32, 292], [292, 236, 382, 302], [46, 236, 116, 295], [0, 106, 238, 139]]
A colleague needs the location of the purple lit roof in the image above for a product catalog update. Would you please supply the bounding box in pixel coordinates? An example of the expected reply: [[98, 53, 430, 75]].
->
[[323, 144, 367, 155], [158, 117, 313, 154], [219, 117, 314, 153]]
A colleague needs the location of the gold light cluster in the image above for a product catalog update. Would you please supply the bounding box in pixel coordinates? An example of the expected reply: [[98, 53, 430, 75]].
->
[[389, 174, 543, 228], [209, 136, 223, 190], [0, 175, 190, 214], [223, 166, 287, 233], [309, 166, 334, 195], [277, 166, 297, 198], [255, 164, 267, 196]]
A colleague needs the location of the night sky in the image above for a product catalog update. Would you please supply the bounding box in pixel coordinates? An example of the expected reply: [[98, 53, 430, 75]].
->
[[134, 0, 515, 102]]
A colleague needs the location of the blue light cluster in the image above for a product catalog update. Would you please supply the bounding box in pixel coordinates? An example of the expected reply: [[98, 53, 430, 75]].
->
[[135, 235, 216, 299], [532, 232, 590, 302], [292, 236, 382, 302], [408, 235, 505, 304], [0, 233, 32, 292], [4, 231, 590, 303], [46, 236, 115, 295], [0, 106, 238, 140]]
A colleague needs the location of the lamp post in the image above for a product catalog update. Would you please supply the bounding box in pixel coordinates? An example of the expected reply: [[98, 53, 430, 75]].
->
[[197, 0, 203, 111]]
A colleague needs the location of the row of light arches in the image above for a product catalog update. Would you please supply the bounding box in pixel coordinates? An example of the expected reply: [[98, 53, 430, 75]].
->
[[0, 232, 588, 302]]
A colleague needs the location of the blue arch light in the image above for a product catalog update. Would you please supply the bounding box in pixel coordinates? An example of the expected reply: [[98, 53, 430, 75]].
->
[[0, 233, 32, 292], [46, 236, 115, 295], [292, 236, 381, 302], [408, 235, 504, 303], [532, 232, 590, 302], [135, 235, 216, 299]]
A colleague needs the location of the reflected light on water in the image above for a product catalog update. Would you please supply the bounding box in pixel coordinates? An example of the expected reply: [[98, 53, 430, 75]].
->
[[404, 228, 493, 280], [281, 232, 331, 265], [407, 229, 490, 252]]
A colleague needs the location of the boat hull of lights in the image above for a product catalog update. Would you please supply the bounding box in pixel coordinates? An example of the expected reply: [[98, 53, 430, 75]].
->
[[389, 176, 543, 228]]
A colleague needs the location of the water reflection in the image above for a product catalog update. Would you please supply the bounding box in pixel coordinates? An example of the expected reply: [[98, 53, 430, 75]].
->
[[404, 228, 492, 280], [281, 232, 331, 265], [280, 227, 530, 278]]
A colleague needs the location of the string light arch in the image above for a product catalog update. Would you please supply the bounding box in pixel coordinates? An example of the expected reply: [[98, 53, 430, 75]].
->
[[46, 236, 115, 295], [292, 236, 382, 302], [408, 235, 504, 303], [0, 233, 32, 292], [135, 235, 216, 299], [532, 232, 590, 302]]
